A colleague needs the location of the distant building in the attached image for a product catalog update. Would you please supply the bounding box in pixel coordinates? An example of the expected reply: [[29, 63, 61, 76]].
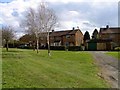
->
[[99, 25, 120, 48], [49, 29, 83, 46], [87, 25, 120, 50], [19, 29, 84, 47]]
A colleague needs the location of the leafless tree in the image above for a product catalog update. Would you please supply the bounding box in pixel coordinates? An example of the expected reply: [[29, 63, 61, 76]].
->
[[38, 3, 57, 56], [2, 26, 14, 51], [21, 2, 57, 55], [22, 8, 42, 53]]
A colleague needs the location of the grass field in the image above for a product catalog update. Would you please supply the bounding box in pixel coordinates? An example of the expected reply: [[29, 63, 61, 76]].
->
[[106, 51, 119, 60], [2, 48, 109, 88]]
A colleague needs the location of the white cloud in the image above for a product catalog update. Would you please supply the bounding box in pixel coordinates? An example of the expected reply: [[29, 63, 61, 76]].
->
[[46, 0, 119, 3], [0, 0, 118, 38]]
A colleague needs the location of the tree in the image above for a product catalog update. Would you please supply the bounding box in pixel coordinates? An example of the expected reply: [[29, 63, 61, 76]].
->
[[2, 25, 14, 51], [83, 31, 90, 42], [92, 29, 98, 39], [21, 2, 57, 55], [21, 7, 42, 53], [19, 34, 36, 51], [38, 3, 57, 56]]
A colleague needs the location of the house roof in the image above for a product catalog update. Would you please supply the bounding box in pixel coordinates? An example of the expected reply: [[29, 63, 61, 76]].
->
[[19, 34, 36, 42], [49, 29, 80, 37], [99, 27, 120, 34]]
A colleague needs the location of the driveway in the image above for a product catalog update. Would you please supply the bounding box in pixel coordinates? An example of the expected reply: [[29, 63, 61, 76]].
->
[[89, 51, 119, 88]]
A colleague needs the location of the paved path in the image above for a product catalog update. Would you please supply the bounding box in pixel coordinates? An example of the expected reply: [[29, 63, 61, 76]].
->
[[89, 51, 119, 88]]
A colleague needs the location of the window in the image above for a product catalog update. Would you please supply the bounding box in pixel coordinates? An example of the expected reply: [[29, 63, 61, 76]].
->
[[54, 42, 59, 46], [66, 35, 70, 38], [65, 42, 69, 46], [54, 41, 61, 46]]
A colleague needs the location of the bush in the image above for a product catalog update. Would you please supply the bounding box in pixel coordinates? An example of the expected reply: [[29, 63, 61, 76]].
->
[[114, 47, 120, 51], [4, 43, 20, 48], [50, 46, 65, 50], [68, 46, 82, 51], [50, 46, 82, 51], [17, 45, 33, 49]]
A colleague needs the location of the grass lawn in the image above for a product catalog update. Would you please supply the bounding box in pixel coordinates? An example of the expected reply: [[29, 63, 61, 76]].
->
[[2, 48, 109, 88], [106, 51, 120, 60]]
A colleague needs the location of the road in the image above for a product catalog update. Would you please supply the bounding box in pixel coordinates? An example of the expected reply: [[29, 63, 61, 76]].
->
[[89, 51, 119, 88]]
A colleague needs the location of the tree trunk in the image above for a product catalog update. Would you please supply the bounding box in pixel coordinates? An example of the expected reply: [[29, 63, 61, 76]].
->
[[33, 45, 35, 51], [47, 32, 51, 56], [6, 40, 8, 51], [36, 38, 39, 53]]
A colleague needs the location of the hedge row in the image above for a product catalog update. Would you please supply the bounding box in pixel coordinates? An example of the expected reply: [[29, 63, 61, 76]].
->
[[50, 46, 65, 50], [50, 46, 82, 51], [4, 43, 20, 48], [67, 46, 82, 51], [4, 43, 83, 51]]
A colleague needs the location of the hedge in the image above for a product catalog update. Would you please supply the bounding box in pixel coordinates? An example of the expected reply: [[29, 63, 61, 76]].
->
[[50, 46, 82, 51], [4, 42, 83, 51], [4, 43, 20, 48], [17, 45, 33, 49], [67, 46, 82, 51], [50, 46, 65, 50]]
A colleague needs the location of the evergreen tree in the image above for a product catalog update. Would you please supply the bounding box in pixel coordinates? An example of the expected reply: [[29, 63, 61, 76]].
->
[[83, 31, 90, 42], [92, 29, 98, 39]]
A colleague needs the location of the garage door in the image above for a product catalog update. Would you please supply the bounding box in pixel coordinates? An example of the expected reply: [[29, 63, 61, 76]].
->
[[88, 43, 97, 51]]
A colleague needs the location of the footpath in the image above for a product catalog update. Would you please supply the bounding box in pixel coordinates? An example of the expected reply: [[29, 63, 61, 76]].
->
[[89, 51, 119, 88]]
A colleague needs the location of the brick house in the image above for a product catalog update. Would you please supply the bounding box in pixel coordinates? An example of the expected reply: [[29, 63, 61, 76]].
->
[[87, 25, 120, 50], [19, 29, 83, 47], [99, 25, 120, 48], [49, 29, 83, 46]]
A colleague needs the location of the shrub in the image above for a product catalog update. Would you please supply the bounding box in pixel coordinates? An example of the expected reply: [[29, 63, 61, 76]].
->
[[4, 43, 20, 48], [68, 46, 82, 51], [114, 47, 120, 51], [17, 44, 33, 49], [50, 46, 82, 51], [50, 46, 65, 50]]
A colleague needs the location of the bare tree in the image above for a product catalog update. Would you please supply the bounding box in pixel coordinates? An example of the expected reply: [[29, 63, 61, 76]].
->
[[22, 8, 43, 53], [21, 2, 57, 55], [38, 3, 57, 56], [2, 26, 14, 51]]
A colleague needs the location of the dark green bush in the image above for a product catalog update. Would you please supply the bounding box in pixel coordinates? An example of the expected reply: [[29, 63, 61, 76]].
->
[[4, 43, 20, 48], [50, 46, 82, 51], [50, 46, 65, 50], [68, 46, 82, 51], [17, 45, 33, 49]]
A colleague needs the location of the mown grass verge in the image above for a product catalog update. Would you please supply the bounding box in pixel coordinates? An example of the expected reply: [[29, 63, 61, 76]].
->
[[2, 48, 109, 88], [106, 51, 119, 60]]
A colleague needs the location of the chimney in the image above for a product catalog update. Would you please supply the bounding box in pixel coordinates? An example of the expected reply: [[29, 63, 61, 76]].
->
[[106, 25, 109, 29], [52, 30, 54, 32], [72, 27, 75, 30]]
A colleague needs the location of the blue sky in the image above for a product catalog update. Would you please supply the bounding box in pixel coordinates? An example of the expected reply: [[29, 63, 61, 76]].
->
[[0, 0, 119, 38], [0, 0, 14, 3]]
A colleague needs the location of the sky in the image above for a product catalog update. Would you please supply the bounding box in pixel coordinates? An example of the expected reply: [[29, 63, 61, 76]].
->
[[0, 0, 119, 39]]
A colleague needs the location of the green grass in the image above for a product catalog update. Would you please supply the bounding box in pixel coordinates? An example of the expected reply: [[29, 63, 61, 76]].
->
[[2, 48, 109, 88], [106, 51, 120, 60]]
